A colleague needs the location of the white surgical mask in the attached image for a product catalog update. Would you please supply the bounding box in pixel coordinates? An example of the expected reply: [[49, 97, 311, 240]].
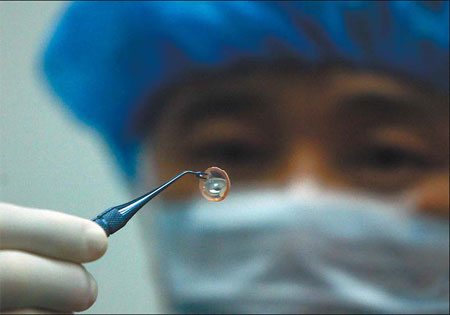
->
[[142, 183, 449, 314]]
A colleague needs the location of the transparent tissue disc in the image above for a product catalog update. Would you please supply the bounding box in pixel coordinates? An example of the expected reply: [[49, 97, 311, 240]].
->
[[199, 166, 230, 202]]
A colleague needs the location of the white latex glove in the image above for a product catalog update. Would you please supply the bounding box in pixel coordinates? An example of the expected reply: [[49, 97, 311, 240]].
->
[[0, 202, 108, 313]]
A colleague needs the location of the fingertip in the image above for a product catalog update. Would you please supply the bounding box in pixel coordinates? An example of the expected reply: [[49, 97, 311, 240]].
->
[[73, 272, 98, 312], [87, 274, 98, 309], [84, 222, 108, 262]]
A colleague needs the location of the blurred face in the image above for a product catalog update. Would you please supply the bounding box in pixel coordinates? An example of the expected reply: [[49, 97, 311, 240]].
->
[[145, 66, 449, 218]]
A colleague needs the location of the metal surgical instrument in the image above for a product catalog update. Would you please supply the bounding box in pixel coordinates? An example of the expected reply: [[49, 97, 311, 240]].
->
[[92, 170, 208, 237]]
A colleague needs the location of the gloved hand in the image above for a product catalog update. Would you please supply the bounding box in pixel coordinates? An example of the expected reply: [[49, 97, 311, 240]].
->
[[0, 202, 108, 314]]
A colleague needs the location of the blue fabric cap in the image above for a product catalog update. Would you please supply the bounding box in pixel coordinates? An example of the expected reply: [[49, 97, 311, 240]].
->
[[42, 1, 449, 179]]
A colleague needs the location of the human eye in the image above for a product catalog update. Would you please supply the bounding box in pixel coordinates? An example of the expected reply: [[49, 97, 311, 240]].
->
[[181, 113, 281, 170], [341, 136, 435, 192], [357, 144, 429, 171]]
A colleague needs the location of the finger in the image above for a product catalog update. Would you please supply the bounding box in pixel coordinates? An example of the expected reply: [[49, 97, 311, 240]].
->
[[2, 308, 72, 314], [0, 202, 107, 263], [0, 250, 97, 313]]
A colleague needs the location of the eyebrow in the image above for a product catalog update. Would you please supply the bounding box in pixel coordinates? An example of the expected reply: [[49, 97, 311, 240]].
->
[[334, 93, 434, 119], [177, 90, 269, 129]]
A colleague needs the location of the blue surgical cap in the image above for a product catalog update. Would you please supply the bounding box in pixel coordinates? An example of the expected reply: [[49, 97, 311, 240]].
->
[[42, 1, 449, 179]]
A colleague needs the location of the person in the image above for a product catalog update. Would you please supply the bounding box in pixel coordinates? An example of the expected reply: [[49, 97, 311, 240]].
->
[[1, 1, 448, 314]]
